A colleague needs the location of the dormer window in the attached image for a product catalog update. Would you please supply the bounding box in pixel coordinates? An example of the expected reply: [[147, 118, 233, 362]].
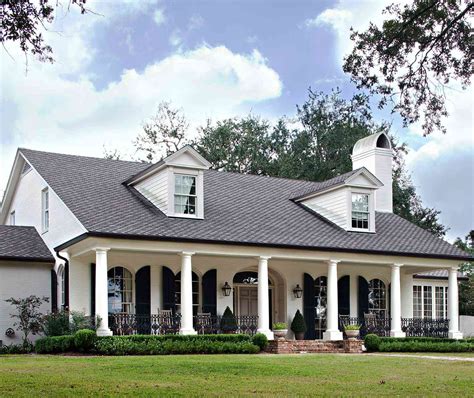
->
[[174, 174, 197, 215], [351, 193, 369, 230]]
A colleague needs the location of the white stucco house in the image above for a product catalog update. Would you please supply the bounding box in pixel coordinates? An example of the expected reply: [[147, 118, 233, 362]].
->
[[0, 132, 470, 343]]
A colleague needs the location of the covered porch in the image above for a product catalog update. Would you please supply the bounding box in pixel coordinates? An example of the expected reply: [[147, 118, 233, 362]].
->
[[63, 237, 464, 340]]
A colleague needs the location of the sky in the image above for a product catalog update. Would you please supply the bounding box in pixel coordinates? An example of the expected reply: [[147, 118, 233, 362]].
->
[[1, 0, 473, 241]]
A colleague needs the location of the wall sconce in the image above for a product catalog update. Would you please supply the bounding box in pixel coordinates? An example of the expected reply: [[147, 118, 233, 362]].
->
[[222, 282, 232, 296], [293, 284, 303, 298]]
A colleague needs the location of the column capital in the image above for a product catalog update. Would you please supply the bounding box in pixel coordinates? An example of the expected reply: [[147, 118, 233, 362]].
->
[[257, 256, 271, 261], [179, 251, 195, 257], [95, 247, 110, 253], [392, 263, 404, 268], [326, 259, 340, 266], [450, 266, 459, 273]]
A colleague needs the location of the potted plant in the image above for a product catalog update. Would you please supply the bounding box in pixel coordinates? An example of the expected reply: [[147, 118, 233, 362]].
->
[[272, 322, 287, 339], [344, 324, 360, 339], [219, 306, 238, 334], [290, 310, 307, 340]]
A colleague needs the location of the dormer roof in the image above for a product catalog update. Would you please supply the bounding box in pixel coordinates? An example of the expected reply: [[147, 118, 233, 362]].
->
[[352, 131, 392, 157]]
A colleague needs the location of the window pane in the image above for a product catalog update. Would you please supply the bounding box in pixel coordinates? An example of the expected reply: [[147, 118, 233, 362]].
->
[[423, 286, 432, 319], [413, 286, 422, 318], [352, 194, 368, 212], [435, 286, 446, 319]]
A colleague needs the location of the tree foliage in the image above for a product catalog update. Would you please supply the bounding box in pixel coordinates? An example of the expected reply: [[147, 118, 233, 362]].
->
[[1, 0, 89, 63], [454, 231, 474, 315], [343, 0, 473, 135], [5, 295, 49, 347], [129, 90, 447, 237]]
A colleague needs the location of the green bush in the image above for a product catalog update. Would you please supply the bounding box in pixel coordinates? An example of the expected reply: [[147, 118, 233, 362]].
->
[[74, 329, 97, 352], [0, 343, 33, 354], [364, 334, 381, 351], [220, 307, 238, 333], [43, 311, 71, 336], [94, 335, 260, 355], [123, 334, 251, 343], [273, 322, 287, 330], [344, 324, 360, 331], [290, 310, 307, 333], [252, 333, 268, 350], [35, 335, 75, 353]]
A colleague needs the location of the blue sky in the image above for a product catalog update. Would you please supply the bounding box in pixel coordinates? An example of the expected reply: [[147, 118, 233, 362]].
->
[[1, 0, 472, 241]]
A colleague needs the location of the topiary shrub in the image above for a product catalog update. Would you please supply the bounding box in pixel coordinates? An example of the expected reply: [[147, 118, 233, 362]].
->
[[220, 307, 238, 333], [291, 310, 307, 339], [364, 334, 381, 351], [74, 329, 97, 352], [252, 333, 268, 350], [35, 335, 74, 353]]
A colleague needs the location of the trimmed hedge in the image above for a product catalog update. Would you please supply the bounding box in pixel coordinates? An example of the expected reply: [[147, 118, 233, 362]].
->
[[252, 333, 268, 350], [364, 334, 474, 352], [34, 333, 261, 355]]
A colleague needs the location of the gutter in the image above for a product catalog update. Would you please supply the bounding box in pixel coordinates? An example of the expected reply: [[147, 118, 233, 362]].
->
[[54, 231, 473, 262]]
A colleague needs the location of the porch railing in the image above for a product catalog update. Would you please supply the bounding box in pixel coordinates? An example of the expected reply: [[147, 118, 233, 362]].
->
[[109, 314, 259, 336], [339, 316, 449, 338]]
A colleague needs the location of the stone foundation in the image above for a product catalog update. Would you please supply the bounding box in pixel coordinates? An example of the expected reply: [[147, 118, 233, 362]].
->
[[265, 339, 363, 354]]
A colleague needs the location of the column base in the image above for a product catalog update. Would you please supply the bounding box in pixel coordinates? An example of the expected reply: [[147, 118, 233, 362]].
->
[[448, 331, 463, 340], [179, 328, 197, 335], [323, 330, 343, 341], [96, 328, 113, 337], [257, 329, 274, 340], [390, 330, 406, 338]]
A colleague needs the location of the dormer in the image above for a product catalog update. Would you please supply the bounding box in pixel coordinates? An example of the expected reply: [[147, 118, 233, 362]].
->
[[294, 168, 383, 233], [126, 146, 211, 219]]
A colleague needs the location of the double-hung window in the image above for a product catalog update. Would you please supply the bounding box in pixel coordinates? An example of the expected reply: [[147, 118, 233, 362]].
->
[[174, 175, 197, 215], [41, 188, 49, 232], [351, 193, 369, 230], [435, 286, 448, 319]]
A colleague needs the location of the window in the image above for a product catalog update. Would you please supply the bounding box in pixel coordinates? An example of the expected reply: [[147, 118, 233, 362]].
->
[[314, 276, 327, 339], [351, 193, 369, 229], [58, 266, 66, 309], [174, 175, 197, 215], [423, 286, 432, 319], [368, 279, 386, 318], [108, 267, 133, 314], [41, 188, 49, 232], [9, 211, 15, 225], [175, 271, 199, 316], [413, 285, 422, 318], [435, 286, 448, 319]]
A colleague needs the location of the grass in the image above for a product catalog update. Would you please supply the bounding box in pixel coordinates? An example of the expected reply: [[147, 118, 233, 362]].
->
[[0, 354, 473, 397]]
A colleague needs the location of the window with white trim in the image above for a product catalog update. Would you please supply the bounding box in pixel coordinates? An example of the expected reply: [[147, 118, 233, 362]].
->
[[351, 193, 369, 230], [368, 279, 387, 318], [9, 211, 15, 225], [41, 188, 49, 232], [435, 286, 448, 319], [423, 286, 432, 319], [413, 285, 422, 318], [174, 174, 197, 215], [108, 267, 133, 314]]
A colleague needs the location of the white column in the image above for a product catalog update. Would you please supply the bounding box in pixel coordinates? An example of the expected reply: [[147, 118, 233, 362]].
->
[[349, 275, 358, 318], [179, 252, 197, 335], [323, 260, 343, 341], [95, 248, 112, 336], [257, 256, 273, 339], [448, 267, 463, 339], [390, 264, 405, 337]]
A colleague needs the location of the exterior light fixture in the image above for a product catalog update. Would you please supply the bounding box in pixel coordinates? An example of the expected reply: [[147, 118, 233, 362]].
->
[[293, 284, 303, 299], [222, 282, 232, 296]]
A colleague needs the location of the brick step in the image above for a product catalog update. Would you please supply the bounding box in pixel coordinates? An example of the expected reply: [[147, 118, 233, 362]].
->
[[265, 339, 363, 354]]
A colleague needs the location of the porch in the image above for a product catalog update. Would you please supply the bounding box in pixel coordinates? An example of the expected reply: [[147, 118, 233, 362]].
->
[[63, 237, 464, 340]]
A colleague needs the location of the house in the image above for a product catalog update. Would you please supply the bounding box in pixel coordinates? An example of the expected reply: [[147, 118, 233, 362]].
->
[[0, 226, 55, 345], [0, 132, 469, 341]]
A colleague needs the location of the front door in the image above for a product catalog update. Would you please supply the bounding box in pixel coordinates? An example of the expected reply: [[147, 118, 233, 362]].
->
[[239, 287, 258, 316]]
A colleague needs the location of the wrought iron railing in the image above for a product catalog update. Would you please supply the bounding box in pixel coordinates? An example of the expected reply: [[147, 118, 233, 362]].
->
[[338, 316, 450, 338], [401, 318, 449, 338], [109, 314, 259, 336]]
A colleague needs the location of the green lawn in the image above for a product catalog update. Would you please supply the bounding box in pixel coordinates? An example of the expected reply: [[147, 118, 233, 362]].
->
[[0, 354, 472, 397]]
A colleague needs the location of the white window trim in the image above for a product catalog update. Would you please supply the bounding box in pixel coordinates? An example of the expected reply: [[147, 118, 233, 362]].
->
[[9, 210, 15, 226], [41, 187, 49, 233], [168, 167, 204, 219], [347, 188, 375, 232], [413, 283, 448, 319]]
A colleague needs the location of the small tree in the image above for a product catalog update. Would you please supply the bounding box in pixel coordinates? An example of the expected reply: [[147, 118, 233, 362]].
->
[[220, 306, 238, 333], [290, 310, 307, 334], [5, 295, 49, 347]]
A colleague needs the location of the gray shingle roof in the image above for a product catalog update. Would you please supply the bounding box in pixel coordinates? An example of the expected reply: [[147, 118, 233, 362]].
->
[[0, 225, 54, 262], [19, 148, 470, 260]]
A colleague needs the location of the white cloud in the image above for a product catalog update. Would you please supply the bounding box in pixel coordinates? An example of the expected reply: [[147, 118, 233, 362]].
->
[[1, 42, 282, 190], [153, 8, 166, 26], [305, 9, 352, 31], [188, 15, 204, 30], [169, 29, 182, 47]]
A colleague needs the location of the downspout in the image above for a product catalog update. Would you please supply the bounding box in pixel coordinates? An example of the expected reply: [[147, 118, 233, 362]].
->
[[56, 251, 70, 311]]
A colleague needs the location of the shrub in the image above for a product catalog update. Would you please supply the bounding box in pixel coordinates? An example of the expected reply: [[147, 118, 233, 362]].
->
[[364, 334, 381, 351], [0, 343, 33, 354], [290, 310, 307, 333], [35, 335, 74, 354], [70, 311, 96, 333], [74, 329, 97, 352], [344, 324, 360, 331], [252, 333, 268, 350], [220, 307, 238, 333], [94, 335, 260, 355], [273, 322, 287, 330], [43, 311, 71, 336]]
